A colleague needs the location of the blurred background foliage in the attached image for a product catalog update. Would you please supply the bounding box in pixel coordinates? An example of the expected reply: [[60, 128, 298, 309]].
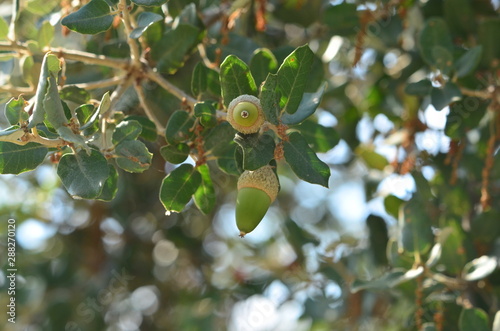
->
[[1, 0, 500, 330]]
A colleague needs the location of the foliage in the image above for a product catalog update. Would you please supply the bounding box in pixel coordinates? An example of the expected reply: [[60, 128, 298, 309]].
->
[[0, 0, 499, 330]]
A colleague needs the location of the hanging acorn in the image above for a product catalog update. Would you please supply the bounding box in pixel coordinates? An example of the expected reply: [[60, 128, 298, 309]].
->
[[227, 94, 265, 134], [236, 165, 279, 237]]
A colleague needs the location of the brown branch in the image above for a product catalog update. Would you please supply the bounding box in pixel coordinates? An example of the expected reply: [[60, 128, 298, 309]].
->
[[0, 41, 130, 70], [144, 67, 197, 109], [460, 87, 495, 100], [133, 80, 165, 135]]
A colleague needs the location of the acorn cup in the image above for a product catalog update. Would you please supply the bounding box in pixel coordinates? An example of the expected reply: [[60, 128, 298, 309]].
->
[[236, 165, 279, 237], [227, 95, 265, 134]]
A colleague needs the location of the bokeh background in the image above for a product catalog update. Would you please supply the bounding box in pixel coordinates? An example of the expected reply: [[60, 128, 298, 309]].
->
[[1, 0, 500, 330]]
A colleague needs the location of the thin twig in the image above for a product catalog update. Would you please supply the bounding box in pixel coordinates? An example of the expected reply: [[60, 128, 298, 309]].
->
[[107, 73, 135, 115], [0, 85, 34, 95], [0, 41, 130, 70], [74, 76, 125, 90], [460, 87, 494, 100], [144, 67, 197, 109], [119, 0, 141, 69], [134, 81, 165, 135], [0, 130, 66, 148]]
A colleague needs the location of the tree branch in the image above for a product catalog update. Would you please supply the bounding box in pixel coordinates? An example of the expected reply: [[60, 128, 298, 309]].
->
[[134, 81, 165, 135], [0, 41, 130, 70], [0, 85, 34, 95], [460, 87, 495, 100], [118, 0, 142, 69], [0, 129, 66, 148], [144, 67, 197, 109]]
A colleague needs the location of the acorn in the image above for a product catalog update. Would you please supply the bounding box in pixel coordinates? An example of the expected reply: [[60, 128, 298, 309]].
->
[[227, 95, 264, 134], [236, 165, 279, 237]]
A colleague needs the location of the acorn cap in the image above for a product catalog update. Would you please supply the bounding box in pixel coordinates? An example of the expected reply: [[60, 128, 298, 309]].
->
[[237, 165, 279, 202], [227, 95, 265, 134]]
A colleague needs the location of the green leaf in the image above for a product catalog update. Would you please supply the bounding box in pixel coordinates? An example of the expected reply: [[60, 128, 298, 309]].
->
[[459, 308, 489, 331], [56, 126, 89, 152], [250, 48, 278, 88], [44, 76, 68, 129], [259, 73, 280, 125], [297, 120, 339, 153], [112, 120, 142, 145], [131, 0, 168, 6], [437, 222, 467, 275], [203, 121, 236, 158], [352, 267, 423, 292], [0, 17, 8, 40], [367, 215, 389, 266], [59, 86, 91, 104], [191, 62, 208, 98], [431, 82, 462, 110], [5, 96, 28, 125], [478, 18, 500, 68], [384, 195, 404, 218], [445, 97, 488, 139], [455, 46, 483, 78], [160, 143, 190, 164], [405, 79, 433, 96], [61, 0, 113, 35], [194, 101, 217, 128], [57, 149, 109, 199], [277, 45, 314, 115], [418, 18, 454, 69], [37, 21, 54, 49], [462, 256, 498, 281], [165, 110, 195, 145], [401, 199, 434, 254], [130, 12, 163, 39], [190, 63, 220, 98], [115, 140, 152, 173], [220, 55, 258, 107], [29, 53, 60, 129], [193, 164, 215, 215], [21, 56, 35, 87], [0, 142, 48, 174], [96, 164, 118, 201], [234, 132, 275, 171], [281, 82, 326, 125], [151, 24, 199, 74], [96, 91, 111, 115], [125, 115, 157, 141], [356, 145, 389, 170], [444, 0, 475, 36], [160, 164, 202, 213], [323, 3, 359, 36], [283, 131, 330, 187], [216, 145, 241, 176], [431, 45, 454, 75], [76, 104, 98, 134]]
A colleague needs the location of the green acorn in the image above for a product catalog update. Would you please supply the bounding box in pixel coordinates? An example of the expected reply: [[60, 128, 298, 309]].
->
[[236, 165, 279, 237], [227, 95, 264, 134]]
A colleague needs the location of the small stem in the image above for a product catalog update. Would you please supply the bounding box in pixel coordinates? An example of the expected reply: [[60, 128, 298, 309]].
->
[[74, 76, 125, 90], [119, 0, 141, 69], [460, 86, 495, 100], [106, 73, 135, 117], [0, 41, 130, 70], [0, 130, 66, 148], [0, 85, 34, 95], [144, 67, 197, 109], [134, 81, 166, 135]]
